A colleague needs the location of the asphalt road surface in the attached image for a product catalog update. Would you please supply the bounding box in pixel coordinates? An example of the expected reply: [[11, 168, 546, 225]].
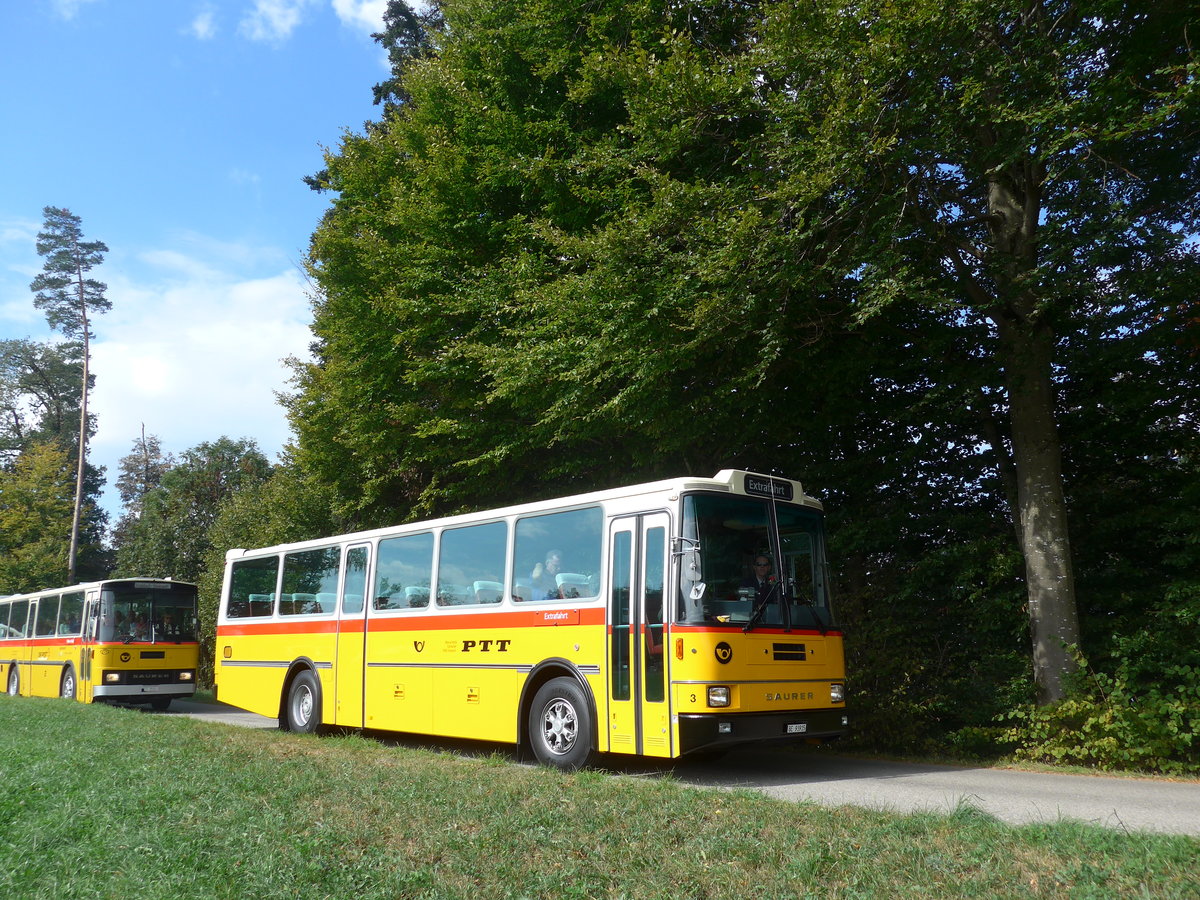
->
[[167, 699, 1200, 836]]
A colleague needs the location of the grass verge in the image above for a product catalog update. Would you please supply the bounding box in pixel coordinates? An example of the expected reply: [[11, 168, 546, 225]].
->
[[1, 696, 1196, 899]]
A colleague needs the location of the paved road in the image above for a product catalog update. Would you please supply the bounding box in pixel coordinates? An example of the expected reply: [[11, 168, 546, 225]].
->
[[168, 699, 1200, 836], [168, 697, 277, 729], [670, 747, 1200, 836]]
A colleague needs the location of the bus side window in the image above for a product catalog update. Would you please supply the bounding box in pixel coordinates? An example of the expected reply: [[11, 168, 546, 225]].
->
[[437, 521, 507, 607], [511, 507, 603, 603], [375, 533, 434, 610], [229, 556, 280, 619]]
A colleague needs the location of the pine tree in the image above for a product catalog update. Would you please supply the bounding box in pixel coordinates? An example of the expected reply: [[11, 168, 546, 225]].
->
[[29, 206, 111, 583]]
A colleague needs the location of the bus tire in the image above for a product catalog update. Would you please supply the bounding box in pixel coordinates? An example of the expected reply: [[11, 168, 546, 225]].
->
[[6, 666, 18, 697], [284, 670, 322, 734], [150, 697, 171, 711], [60, 666, 76, 700], [528, 677, 593, 771]]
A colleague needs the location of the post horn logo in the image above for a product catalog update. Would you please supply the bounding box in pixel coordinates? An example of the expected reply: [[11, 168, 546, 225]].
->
[[715, 642, 733, 664], [413, 640, 425, 653]]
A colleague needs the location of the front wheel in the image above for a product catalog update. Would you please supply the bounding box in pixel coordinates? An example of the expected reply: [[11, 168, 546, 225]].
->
[[528, 677, 594, 771], [284, 670, 322, 734], [7, 666, 19, 697], [60, 667, 76, 700]]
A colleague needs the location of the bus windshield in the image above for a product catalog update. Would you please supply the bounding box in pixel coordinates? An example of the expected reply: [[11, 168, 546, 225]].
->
[[677, 492, 831, 630], [98, 582, 198, 643]]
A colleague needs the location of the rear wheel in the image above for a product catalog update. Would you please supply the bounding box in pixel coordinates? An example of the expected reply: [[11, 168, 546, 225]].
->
[[284, 670, 321, 734], [7, 666, 18, 697], [528, 677, 594, 771], [60, 667, 76, 700]]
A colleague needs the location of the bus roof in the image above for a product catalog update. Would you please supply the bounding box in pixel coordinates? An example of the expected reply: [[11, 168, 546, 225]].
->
[[225, 469, 821, 561]]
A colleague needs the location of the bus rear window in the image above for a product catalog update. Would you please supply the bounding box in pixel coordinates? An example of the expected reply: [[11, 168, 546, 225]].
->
[[227, 557, 279, 618]]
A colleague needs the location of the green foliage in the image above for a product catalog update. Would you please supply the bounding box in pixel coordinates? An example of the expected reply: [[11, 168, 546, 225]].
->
[[0, 443, 74, 593], [0, 338, 86, 462], [1004, 594, 1200, 775], [112, 438, 272, 583], [29, 206, 111, 340], [287, 0, 1200, 760]]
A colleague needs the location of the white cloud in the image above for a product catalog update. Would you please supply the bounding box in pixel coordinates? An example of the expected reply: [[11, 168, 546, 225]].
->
[[330, 0, 387, 34], [0, 217, 42, 333], [189, 7, 218, 40], [238, 0, 317, 43], [48, 0, 100, 20], [88, 258, 314, 518]]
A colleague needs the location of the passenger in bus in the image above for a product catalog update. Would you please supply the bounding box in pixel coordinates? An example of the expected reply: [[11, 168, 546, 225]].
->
[[741, 555, 778, 605], [530, 549, 564, 601]]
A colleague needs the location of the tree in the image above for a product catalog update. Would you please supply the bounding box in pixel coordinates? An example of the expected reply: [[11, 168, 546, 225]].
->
[[295, 0, 1199, 710], [113, 437, 272, 582], [109, 427, 176, 554], [0, 442, 75, 594], [0, 338, 87, 462], [746, 0, 1199, 700], [29, 206, 111, 583]]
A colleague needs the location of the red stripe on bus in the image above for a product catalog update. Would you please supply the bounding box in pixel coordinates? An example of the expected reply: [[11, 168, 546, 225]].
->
[[217, 606, 606, 638]]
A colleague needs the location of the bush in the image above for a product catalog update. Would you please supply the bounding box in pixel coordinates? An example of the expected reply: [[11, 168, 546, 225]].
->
[[1002, 591, 1200, 775]]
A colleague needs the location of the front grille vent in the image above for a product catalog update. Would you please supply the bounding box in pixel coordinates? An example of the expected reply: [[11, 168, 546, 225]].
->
[[773, 642, 806, 661]]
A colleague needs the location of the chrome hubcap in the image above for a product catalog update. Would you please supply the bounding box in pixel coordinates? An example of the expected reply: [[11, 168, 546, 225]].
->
[[541, 698, 578, 755]]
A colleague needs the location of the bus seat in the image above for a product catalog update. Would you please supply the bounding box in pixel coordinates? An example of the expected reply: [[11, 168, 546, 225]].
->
[[315, 593, 337, 613], [292, 593, 317, 614], [438, 585, 471, 606], [473, 580, 503, 604], [512, 578, 533, 603], [248, 594, 273, 616], [404, 586, 430, 608], [555, 573, 590, 599]]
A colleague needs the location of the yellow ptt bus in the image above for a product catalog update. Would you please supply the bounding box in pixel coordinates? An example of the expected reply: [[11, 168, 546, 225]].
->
[[1, 578, 199, 709], [215, 470, 848, 769]]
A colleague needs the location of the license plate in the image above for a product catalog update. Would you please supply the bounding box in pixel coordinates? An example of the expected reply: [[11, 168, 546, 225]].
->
[[786, 723, 807, 734]]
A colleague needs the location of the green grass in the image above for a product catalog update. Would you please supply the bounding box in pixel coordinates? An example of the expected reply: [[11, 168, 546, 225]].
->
[[1, 697, 1196, 899]]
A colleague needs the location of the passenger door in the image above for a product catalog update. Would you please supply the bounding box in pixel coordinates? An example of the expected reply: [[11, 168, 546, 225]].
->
[[606, 512, 672, 758], [334, 544, 371, 728]]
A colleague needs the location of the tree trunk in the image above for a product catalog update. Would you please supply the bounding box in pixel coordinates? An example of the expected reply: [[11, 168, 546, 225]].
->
[[996, 313, 1080, 703], [67, 279, 90, 584]]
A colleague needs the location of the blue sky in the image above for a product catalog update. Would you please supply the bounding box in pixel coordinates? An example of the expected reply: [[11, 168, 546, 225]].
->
[[1, 0, 395, 520]]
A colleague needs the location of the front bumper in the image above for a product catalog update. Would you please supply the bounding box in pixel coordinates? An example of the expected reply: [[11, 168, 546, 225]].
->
[[678, 708, 848, 755]]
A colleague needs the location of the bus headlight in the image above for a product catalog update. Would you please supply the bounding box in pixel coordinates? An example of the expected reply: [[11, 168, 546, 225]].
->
[[179, 671, 194, 682], [104, 672, 122, 684], [707, 686, 730, 708], [830, 683, 845, 703]]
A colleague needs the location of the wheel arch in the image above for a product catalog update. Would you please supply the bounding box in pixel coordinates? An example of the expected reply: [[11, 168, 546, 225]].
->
[[517, 658, 599, 759], [277, 657, 324, 726]]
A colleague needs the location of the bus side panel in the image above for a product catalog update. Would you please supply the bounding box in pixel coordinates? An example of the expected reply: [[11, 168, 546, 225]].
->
[[365, 620, 434, 734], [365, 610, 607, 745], [214, 628, 324, 720]]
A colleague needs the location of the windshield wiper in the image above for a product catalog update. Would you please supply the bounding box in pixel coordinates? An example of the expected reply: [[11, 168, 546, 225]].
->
[[742, 582, 780, 633]]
